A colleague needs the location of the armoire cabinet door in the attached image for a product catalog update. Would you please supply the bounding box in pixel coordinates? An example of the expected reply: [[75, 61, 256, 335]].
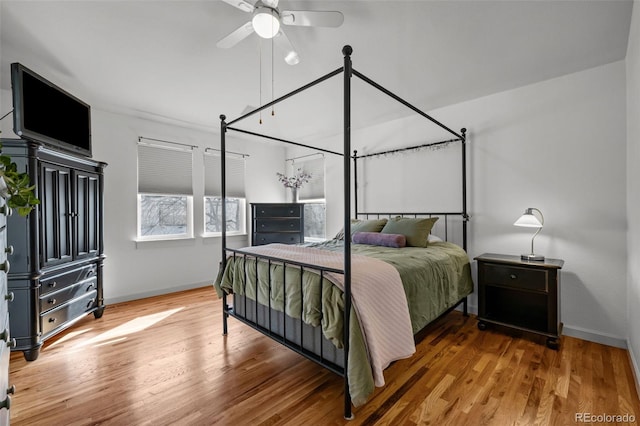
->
[[40, 162, 73, 267], [74, 170, 100, 260]]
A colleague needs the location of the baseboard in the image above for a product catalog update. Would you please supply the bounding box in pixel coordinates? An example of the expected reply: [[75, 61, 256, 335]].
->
[[458, 305, 628, 348], [562, 325, 627, 349], [105, 281, 213, 305], [628, 341, 640, 398]]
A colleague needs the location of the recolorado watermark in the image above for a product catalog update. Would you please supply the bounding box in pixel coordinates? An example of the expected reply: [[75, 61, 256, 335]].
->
[[575, 412, 636, 423]]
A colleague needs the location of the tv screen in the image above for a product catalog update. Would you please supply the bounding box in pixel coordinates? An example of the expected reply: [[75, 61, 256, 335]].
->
[[11, 62, 92, 157]]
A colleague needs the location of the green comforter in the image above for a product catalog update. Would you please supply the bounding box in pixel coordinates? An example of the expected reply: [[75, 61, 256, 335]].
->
[[308, 240, 474, 333], [214, 240, 473, 406]]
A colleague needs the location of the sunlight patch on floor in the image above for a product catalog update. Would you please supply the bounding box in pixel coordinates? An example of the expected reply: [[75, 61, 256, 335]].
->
[[76, 307, 184, 348], [46, 328, 93, 349]]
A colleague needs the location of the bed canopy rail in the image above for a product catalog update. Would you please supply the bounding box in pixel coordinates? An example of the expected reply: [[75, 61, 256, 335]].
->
[[219, 45, 468, 420], [352, 129, 469, 251]]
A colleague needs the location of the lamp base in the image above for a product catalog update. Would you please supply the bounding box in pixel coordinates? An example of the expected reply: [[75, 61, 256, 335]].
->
[[521, 253, 545, 261]]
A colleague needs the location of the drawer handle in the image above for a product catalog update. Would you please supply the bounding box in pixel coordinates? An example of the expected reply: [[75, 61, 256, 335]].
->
[[48, 298, 57, 305], [87, 283, 95, 291], [7, 338, 16, 349], [87, 269, 95, 277], [0, 395, 11, 410], [48, 318, 56, 324], [5, 246, 13, 255], [0, 329, 8, 342], [510, 274, 517, 280], [48, 281, 57, 289], [289, 210, 294, 214], [289, 223, 294, 228], [6, 385, 15, 395], [5, 292, 14, 302], [0, 260, 9, 274], [0, 205, 12, 217], [87, 298, 96, 308]]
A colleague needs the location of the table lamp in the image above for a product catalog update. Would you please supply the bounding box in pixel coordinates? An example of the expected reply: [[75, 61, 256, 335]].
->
[[514, 207, 545, 261]]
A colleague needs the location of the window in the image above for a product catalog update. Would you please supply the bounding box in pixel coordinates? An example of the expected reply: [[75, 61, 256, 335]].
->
[[295, 156, 325, 241], [137, 143, 193, 240], [204, 151, 246, 236]]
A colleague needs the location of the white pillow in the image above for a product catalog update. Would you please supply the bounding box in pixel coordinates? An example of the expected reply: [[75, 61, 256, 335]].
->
[[427, 234, 443, 243]]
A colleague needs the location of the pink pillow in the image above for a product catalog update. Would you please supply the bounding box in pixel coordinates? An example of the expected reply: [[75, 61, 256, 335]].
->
[[352, 231, 406, 248]]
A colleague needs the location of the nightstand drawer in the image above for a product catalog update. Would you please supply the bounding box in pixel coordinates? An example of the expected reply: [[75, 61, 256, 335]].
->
[[481, 263, 547, 292], [254, 205, 301, 218]]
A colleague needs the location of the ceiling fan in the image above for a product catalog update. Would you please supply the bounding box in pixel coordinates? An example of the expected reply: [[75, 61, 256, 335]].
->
[[217, 0, 344, 65]]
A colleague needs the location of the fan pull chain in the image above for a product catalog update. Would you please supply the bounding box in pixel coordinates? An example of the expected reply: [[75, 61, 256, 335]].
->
[[271, 33, 275, 117], [258, 37, 263, 124]]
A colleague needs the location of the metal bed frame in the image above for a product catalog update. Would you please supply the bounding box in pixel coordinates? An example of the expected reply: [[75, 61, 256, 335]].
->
[[218, 46, 468, 420]]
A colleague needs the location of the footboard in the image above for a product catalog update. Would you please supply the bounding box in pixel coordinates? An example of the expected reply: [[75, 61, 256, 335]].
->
[[221, 248, 347, 377]]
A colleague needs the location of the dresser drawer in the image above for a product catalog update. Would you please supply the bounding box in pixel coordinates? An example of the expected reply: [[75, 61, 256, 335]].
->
[[254, 205, 301, 218], [481, 263, 548, 292], [40, 263, 98, 296], [253, 232, 304, 245], [41, 290, 98, 336], [255, 218, 301, 233], [39, 276, 97, 313]]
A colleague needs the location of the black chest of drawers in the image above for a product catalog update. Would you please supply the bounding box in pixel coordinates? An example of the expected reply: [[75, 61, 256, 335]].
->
[[251, 203, 304, 246]]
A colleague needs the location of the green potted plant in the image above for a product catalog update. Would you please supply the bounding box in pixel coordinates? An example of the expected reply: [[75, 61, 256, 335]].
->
[[0, 143, 39, 216]]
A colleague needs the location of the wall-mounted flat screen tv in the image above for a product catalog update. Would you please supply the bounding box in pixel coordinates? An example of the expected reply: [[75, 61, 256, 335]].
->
[[11, 62, 92, 157]]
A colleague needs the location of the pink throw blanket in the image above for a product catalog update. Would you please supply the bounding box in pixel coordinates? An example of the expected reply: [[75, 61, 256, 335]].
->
[[240, 243, 416, 387]]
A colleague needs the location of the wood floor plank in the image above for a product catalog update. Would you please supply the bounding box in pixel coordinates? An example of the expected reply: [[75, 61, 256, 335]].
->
[[8, 287, 640, 425]]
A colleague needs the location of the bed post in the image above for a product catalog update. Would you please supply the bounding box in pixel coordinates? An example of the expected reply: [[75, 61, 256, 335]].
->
[[220, 114, 229, 336], [353, 150, 358, 217], [343, 45, 354, 421], [461, 127, 468, 252]]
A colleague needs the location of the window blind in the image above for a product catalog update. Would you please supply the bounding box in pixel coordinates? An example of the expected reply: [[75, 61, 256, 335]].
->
[[296, 156, 325, 200], [138, 144, 193, 195], [204, 152, 246, 198]]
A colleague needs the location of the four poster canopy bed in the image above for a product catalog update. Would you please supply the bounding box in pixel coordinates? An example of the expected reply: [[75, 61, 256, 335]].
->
[[214, 46, 473, 420]]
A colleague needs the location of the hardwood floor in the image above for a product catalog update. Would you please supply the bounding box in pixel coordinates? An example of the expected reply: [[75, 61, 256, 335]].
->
[[8, 287, 640, 425]]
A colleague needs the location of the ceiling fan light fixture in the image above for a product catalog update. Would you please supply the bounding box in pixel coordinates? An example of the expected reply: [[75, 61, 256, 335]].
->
[[252, 6, 280, 39], [284, 51, 300, 65]]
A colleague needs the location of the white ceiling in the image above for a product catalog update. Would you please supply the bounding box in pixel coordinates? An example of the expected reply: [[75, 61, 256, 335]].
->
[[0, 0, 633, 142]]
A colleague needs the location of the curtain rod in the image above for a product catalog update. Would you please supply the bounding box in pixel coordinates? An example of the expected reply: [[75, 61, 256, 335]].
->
[[204, 147, 250, 158], [286, 152, 324, 162], [138, 136, 196, 150]]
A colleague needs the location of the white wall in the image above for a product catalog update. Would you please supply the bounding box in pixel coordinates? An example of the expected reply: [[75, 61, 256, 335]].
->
[[322, 60, 628, 347], [626, 0, 640, 391]]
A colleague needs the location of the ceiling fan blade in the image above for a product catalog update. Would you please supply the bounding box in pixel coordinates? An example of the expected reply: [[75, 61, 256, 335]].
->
[[216, 22, 255, 49], [273, 30, 300, 65], [262, 0, 279, 8], [281, 10, 344, 27], [221, 0, 254, 13]]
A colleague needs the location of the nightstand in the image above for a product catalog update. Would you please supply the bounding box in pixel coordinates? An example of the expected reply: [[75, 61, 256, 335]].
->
[[475, 253, 564, 349]]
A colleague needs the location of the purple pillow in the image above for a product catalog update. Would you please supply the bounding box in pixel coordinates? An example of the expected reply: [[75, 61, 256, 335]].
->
[[352, 231, 406, 248]]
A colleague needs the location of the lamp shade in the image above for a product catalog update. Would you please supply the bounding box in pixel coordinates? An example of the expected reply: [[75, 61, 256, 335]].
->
[[252, 7, 280, 38], [514, 208, 543, 228]]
